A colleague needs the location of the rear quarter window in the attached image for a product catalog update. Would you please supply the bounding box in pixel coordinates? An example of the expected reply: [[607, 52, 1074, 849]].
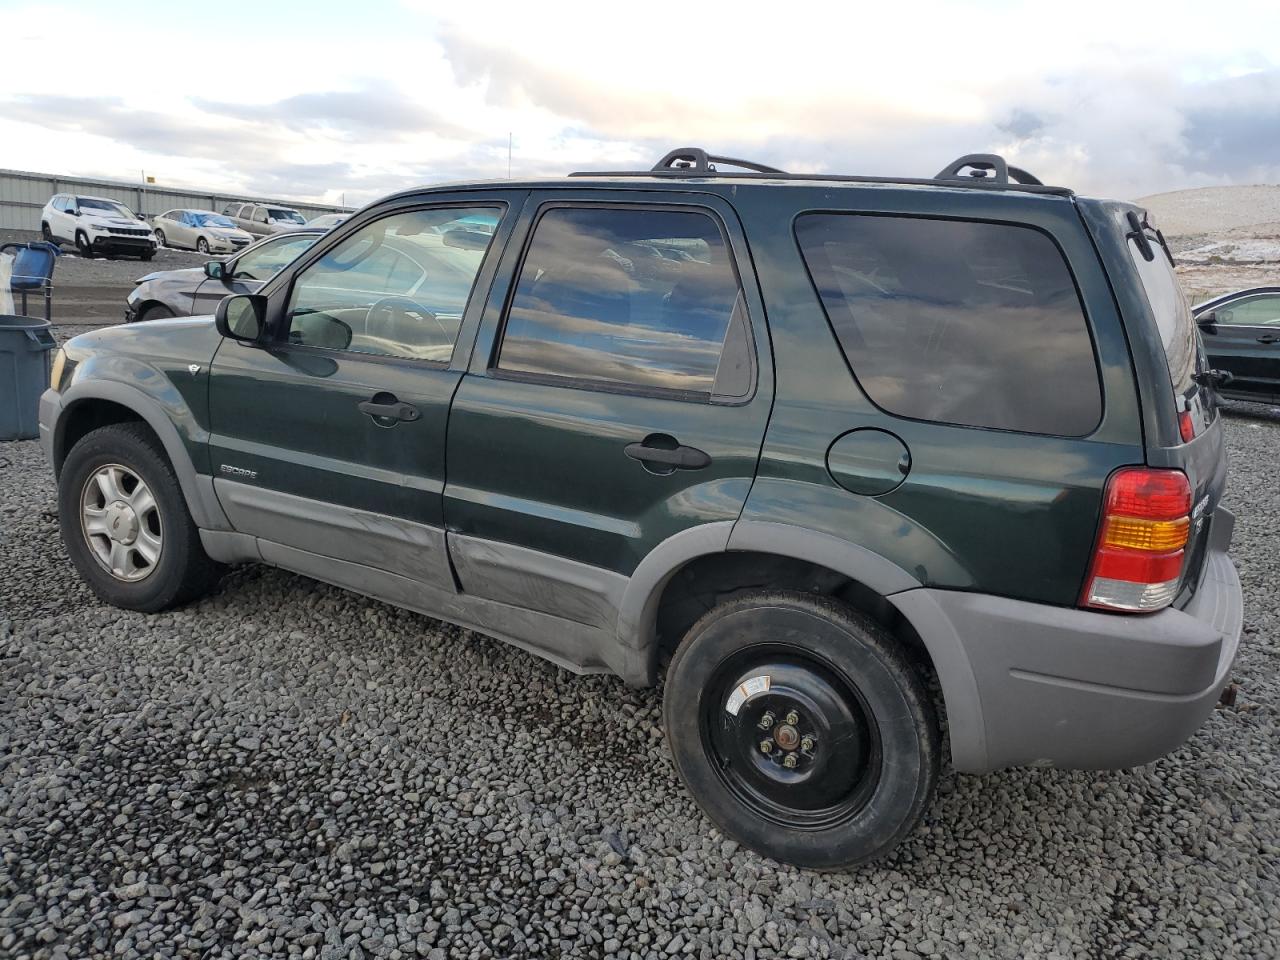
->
[[795, 213, 1103, 436]]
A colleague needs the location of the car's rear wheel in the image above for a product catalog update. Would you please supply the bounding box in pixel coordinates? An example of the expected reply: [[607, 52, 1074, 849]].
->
[[663, 590, 939, 870], [138, 303, 175, 323], [196, 237, 210, 254], [41, 221, 56, 244], [58, 423, 221, 611], [75, 230, 94, 258]]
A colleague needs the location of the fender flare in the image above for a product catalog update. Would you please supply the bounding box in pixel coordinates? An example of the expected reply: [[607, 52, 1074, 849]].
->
[[54, 380, 228, 531], [615, 518, 985, 768]]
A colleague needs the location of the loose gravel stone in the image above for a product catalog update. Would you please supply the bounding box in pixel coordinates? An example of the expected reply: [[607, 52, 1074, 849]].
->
[[1, 406, 1278, 958]]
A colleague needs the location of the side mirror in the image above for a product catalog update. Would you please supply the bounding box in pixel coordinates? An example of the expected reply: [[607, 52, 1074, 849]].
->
[[69, 209, 80, 217], [215, 294, 267, 343], [204, 260, 225, 279], [1196, 311, 1216, 326], [137, 213, 146, 221]]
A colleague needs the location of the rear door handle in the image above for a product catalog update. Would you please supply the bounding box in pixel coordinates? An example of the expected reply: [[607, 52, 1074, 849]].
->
[[624, 435, 711, 472], [1256, 334, 1279, 344], [358, 393, 420, 423]]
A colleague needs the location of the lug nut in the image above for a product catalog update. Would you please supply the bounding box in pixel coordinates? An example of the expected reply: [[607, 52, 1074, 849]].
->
[[784, 710, 800, 726], [800, 735, 815, 752], [757, 711, 775, 731], [759, 739, 774, 754], [782, 753, 798, 769]]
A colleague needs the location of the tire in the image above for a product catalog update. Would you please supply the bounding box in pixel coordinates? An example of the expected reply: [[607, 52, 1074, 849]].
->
[[663, 590, 939, 870], [196, 237, 210, 254], [138, 303, 175, 323], [155, 229, 167, 248], [41, 221, 57, 244], [58, 423, 222, 612], [75, 230, 94, 258], [140, 250, 154, 261]]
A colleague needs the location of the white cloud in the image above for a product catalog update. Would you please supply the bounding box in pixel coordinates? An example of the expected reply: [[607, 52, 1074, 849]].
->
[[0, 0, 1278, 203]]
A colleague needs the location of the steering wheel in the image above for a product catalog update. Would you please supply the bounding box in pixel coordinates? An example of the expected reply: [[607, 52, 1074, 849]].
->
[[365, 296, 451, 345]]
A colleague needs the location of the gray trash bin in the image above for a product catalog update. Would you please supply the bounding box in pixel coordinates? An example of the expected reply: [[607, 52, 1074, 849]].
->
[[1, 315, 57, 441]]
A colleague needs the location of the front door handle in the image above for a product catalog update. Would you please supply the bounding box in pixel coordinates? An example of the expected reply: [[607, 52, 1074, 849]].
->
[[624, 434, 711, 473], [1256, 334, 1279, 344], [358, 393, 420, 424]]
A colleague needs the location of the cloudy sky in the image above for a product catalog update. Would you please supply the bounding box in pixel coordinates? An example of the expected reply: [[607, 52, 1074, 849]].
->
[[3, 0, 1279, 208]]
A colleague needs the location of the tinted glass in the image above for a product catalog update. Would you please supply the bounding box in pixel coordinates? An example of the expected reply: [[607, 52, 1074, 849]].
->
[[1127, 231, 1197, 401], [231, 235, 319, 281], [1213, 294, 1280, 327], [498, 207, 745, 396], [796, 214, 1102, 435], [286, 207, 501, 362], [79, 197, 135, 219]]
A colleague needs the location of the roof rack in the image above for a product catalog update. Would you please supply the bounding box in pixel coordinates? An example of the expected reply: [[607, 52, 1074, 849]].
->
[[650, 147, 785, 175], [934, 153, 1043, 186], [570, 147, 1067, 195]]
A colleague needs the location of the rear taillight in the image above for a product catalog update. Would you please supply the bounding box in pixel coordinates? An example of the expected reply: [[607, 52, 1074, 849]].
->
[[1082, 467, 1192, 613], [1178, 409, 1196, 443]]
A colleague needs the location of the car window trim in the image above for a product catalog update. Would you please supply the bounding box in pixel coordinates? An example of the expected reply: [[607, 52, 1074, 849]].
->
[[1201, 293, 1280, 329], [792, 207, 1106, 439], [487, 198, 758, 407], [270, 199, 512, 368]]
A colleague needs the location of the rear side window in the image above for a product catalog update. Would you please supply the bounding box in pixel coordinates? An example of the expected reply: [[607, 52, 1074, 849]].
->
[[497, 206, 750, 398], [796, 214, 1102, 435], [1126, 234, 1197, 403]]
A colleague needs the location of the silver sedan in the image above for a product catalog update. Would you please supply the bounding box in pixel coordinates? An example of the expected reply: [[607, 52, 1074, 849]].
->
[[152, 209, 255, 255]]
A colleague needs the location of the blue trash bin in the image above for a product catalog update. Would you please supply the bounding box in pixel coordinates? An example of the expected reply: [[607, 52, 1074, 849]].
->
[[1, 315, 57, 441]]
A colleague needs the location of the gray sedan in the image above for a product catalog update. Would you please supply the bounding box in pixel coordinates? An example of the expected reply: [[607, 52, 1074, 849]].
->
[[125, 229, 322, 323]]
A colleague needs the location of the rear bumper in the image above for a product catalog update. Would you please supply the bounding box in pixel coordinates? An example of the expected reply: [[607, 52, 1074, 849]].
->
[[892, 507, 1242, 773]]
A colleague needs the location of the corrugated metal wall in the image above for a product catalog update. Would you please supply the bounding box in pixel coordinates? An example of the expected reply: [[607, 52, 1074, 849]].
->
[[0, 168, 352, 232]]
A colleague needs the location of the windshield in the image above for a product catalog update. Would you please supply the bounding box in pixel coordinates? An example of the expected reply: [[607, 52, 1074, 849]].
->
[[268, 209, 306, 225], [78, 198, 136, 219], [193, 213, 236, 228]]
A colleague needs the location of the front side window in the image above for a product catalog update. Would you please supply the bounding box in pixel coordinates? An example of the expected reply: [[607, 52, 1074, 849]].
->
[[1211, 294, 1280, 327], [497, 206, 748, 397], [252, 207, 269, 224], [285, 206, 501, 362], [796, 213, 1102, 436], [231, 234, 319, 281]]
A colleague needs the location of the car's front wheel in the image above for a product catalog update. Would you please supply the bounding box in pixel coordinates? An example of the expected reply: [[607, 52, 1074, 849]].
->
[[138, 303, 175, 323], [663, 590, 940, 870], [196, 237, 210, 254], [75, 231, 94, 258], [58, 423, 221, 611]]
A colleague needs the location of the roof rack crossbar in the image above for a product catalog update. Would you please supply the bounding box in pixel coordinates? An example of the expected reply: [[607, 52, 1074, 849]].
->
[[650, 147, 785, 175], [567, 147, 1071, 194], [935, 153, 1044, 187]]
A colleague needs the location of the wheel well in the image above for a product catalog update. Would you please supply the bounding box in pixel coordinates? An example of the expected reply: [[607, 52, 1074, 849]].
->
[[653, 551, 943, 722], [55, 400, 152, 475]]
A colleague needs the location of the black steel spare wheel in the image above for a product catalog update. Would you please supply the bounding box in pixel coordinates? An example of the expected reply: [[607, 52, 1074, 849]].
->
[[663, 590, 939, 870], [704, 650, 881, 829]]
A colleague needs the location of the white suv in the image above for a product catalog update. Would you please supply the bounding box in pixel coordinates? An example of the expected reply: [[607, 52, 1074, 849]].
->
[[41, 194, 158, 260]]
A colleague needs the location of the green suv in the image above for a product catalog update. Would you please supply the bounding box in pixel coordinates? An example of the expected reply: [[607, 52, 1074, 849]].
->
[[39, 149, 1242, 869]]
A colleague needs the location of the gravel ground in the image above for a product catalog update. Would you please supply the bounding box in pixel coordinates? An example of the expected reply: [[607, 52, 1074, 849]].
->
[[1, 404, 1278, 959]]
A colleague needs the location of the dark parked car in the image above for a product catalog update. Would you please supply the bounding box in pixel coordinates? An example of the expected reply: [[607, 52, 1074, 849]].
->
[[1193, 286, 1280, 402], [125, 229, 322, 323], [39, 149, 1241, 870]]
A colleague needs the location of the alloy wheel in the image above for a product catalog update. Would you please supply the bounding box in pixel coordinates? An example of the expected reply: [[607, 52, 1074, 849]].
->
[[80, 463, 163, 582]]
